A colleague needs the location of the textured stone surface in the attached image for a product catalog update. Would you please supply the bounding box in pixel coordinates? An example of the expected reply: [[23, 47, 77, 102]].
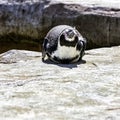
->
[[0, 0, 120, 50], [0, 46, 120, 120]]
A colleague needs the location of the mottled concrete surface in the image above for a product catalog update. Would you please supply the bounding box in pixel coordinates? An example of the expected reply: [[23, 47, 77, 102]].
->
[[0, 46, 120, 120], [0, 0, 120, 49]]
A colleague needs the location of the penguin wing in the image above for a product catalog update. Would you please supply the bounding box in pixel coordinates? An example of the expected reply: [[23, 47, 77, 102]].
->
[[44, 37, 58, 55], [42, 38, 48, 60], [76, 38, 86, 60], [43, 38, 48, 52], [42, 38, 58, 60]]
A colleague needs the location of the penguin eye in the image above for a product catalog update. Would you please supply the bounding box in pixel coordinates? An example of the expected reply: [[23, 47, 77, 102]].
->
[[66, 30, 74, 37]]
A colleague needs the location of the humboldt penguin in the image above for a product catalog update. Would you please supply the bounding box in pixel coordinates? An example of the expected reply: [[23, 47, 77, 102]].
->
[[42, 25, 86, 64]]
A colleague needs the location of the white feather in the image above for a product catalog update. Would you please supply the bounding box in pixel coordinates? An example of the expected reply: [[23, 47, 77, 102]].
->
[[65, 36, 75, 42], [51, 41, 80, 59]]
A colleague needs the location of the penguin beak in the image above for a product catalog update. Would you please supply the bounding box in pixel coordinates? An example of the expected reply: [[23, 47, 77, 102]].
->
[[68, 31, 74, 38], [66, 30, 75, 39]]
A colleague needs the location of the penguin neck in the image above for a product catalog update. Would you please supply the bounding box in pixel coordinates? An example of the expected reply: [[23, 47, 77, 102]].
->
[[59, 34, 77, 47]]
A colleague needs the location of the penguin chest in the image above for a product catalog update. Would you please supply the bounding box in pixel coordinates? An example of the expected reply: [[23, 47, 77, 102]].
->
[[51, 45, 80, 60]]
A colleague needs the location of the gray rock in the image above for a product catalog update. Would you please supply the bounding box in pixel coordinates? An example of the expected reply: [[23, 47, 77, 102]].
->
[[0, 0, 120, 49], [0, 46, 120, 119]]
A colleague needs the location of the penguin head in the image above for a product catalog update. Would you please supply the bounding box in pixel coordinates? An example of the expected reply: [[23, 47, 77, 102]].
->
[[59, 28, 79, 47], [62, 28, 77, 42]]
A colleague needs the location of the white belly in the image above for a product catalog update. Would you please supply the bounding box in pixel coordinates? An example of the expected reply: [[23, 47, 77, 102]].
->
[[51, 45, 80, 59]]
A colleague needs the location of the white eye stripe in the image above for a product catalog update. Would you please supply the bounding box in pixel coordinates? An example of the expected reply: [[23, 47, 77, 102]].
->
[[65, 36, 75, 42]]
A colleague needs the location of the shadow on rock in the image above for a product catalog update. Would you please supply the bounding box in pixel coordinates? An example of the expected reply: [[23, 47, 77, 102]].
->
[[42, 59, 86, 69]]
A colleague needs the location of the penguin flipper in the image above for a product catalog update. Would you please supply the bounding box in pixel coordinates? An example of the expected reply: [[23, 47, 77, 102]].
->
[[42, 38, 48, 61], [77, 38, 86, 61], [80, 38, 86, 58]]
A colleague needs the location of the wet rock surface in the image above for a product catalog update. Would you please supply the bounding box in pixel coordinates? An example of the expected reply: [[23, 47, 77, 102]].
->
[[0, 0, 120, 50], [0, 46, 120, 120]]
